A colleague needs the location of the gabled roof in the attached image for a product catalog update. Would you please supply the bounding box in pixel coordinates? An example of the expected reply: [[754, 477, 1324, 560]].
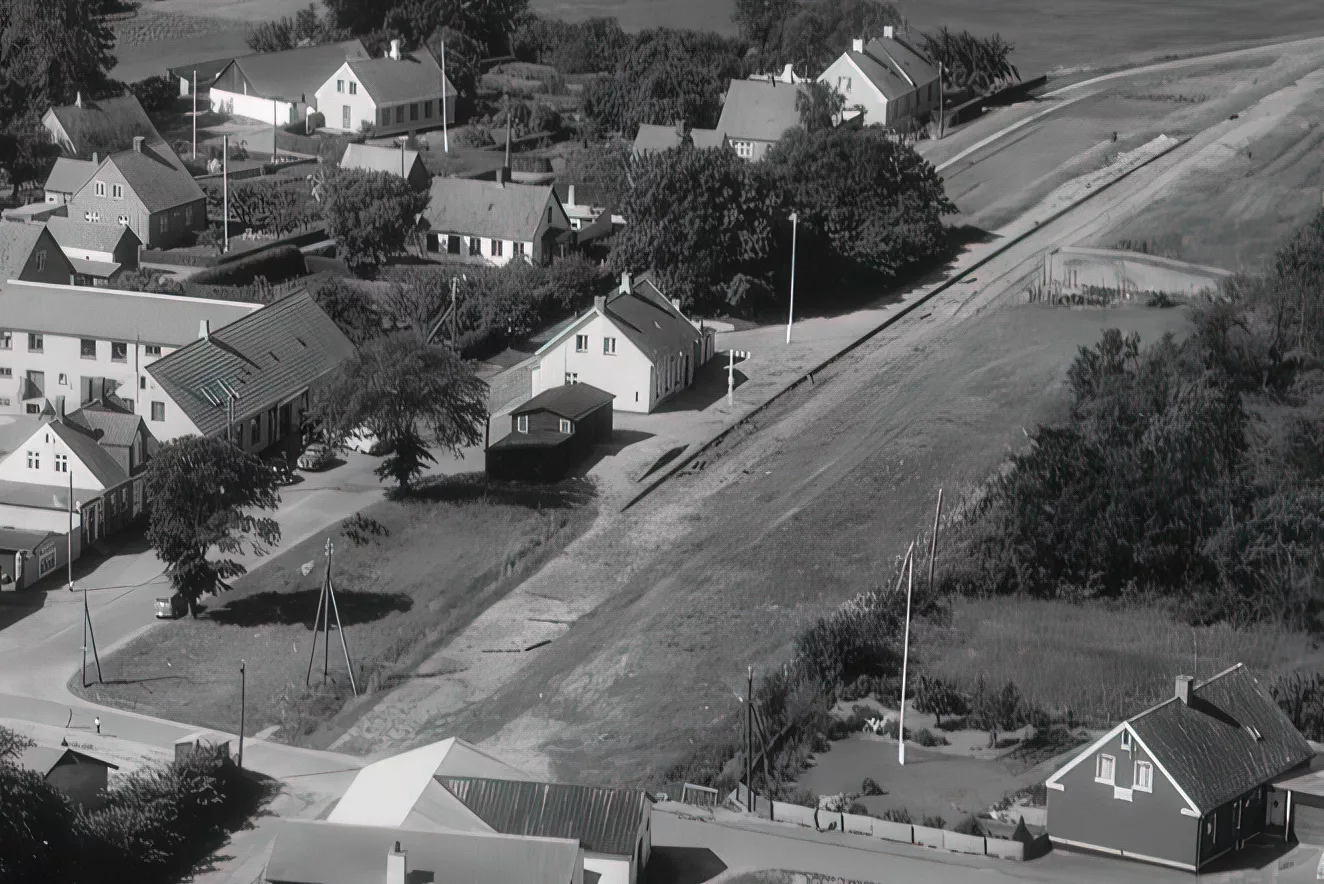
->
[[0, 527, 56, 552], [167, 56, 236, 89], [328, 737, 533, 831], [423, 179, 560, 243], [146, 291, 355, 437], [41, 419, 130, 488], [837, 50, 913, 102], [340, 143, 425, 179], [43, 217, 140, 254], [0, 280, 259, 346], [17, 746, 119, 777], [863, 35, 940, 89], [45, 157, 98, 195], [691, 128, 728, 149], [66, 401, 147, 449], [633, 124, 726, 156], [68, 258, 121, 279], [223, 40, 370, 102], [345, 47, 456, 104], [43, 94, 161, 157], [0, 223, 55, 282], [1046, 664, 1313, 814], [97, 142, 205, 214], [265, 820, 582, 884], [514, 383, 614, 421], [716, 80, 806, 144], [437, 776, 650, 858], [537, 272, 701, 367]]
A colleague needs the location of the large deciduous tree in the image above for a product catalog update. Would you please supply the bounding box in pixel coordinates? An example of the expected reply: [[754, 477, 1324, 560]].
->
[[315, 333, 488, 492], [920, 27, 1019, 96], [145, 436, 282, 617], [324, 0, 529, 55], [322, 168, 430, 269], [556, 139, 634, 210], [736, 0, 903, 75], [796, 79, 845, 132]]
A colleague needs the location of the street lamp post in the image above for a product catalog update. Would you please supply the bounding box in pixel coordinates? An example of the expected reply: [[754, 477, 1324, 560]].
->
[[786, 212, 799, 344], [238, 660, 246, 768]]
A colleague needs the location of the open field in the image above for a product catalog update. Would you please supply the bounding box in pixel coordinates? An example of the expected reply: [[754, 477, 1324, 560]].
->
[[71, 477, 596, 746]]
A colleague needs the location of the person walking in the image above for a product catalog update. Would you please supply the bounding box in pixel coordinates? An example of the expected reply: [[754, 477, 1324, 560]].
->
[[94, 717, 101, 735]]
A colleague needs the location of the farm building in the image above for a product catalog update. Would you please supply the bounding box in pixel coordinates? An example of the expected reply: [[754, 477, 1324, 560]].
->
[[487, 383, 614, 482], [314, 40, 457, 136], [1046, 665, 1314, 871]]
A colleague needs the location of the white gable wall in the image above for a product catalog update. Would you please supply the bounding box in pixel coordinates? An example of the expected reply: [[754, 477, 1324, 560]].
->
[[531, 312, 656, 413], [818, 55, 891, 126], [211, 90, 296, 126], [313, 62, 377, 132], [585, 855, 630, 884], [0, 425, 109, 492]]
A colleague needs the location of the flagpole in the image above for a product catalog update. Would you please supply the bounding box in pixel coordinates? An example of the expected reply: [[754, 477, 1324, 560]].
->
[[440, 40, 450, 153], [192, 71, 198, 160], [898, 549, 914, 765], [222, 135, 229, 254]]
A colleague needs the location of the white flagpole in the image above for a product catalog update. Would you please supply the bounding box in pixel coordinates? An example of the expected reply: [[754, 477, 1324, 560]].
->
[[440, 40, 450, 153], [786, 211, 798, 344], [898, 549, 915, 766], [192, 71, 198, 160], [222, 135, 229, 254]]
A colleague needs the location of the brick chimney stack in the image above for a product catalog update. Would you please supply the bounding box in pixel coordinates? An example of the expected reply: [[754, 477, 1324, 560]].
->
[[133, 136, 145, 153]]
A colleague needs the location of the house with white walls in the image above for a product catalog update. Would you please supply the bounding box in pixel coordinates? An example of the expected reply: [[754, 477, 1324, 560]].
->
[[421, 175, 571, 267], [530, 272, 716, 414], [817, 27, 941, 128], [314, 40, 456, 136], [42, 217, 141, 287], [210, 40, 369, 125]]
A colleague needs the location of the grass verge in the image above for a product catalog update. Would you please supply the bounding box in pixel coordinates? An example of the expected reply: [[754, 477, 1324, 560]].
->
[[71, 474, 597, 748]]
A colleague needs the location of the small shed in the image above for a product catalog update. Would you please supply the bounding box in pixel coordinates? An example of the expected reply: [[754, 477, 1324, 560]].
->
[[487, 384, 614, 483], [18, 744, 119, 810], [0, 528, 62, 591], [174, 730, 236, 764]]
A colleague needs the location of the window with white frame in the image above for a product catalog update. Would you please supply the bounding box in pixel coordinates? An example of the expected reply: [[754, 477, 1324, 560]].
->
[[565, 372, 578, 384], [151, 401, 165, 421], [0, 397, 9, 406], [0, 331, 9, 349], [81, 338, 97, 359], [559, 418, 572, 433], [111, 342, 127, 363], [514, 242, 525, 257], [95, 181, 106, 197], [26, 451, 39, 469], [490, 239, 503, 257], [35, 250, 46, 271], [54, 453, 68, 473], [112, 183, 123, 199], [1095, 754, 1115, 785], [1120, 731, 1132, 751], [1134, 760, 1153, 792], [28, 333, 42, 352], [734, 140, 754, 159], [516, 414, 528, 433], [468, 237, 481, 256], [145, 345, 161, 357], [0, 367, 9, 377], [575, 335, 588, 352], [337, 79, 345, 92], [118, 214, 129, 225], [603, 336, 616, 355], [90, 211, 100, 223], [349, 81, 357, 94]]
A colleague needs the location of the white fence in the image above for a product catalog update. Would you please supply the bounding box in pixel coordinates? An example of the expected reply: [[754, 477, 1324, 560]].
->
[[732, 783, 1028, 861]]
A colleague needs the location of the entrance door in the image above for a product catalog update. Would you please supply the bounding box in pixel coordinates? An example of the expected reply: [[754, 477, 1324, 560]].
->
[[1268, 789, 1287, 826], [342, 104, 351, 129], [84, 502, 101, 545]]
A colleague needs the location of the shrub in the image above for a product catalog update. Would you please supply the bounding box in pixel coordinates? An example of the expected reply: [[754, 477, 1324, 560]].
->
[[847, 800, 871, 816], [190, 246, 307, 288], [922, 814, 947, 830], [912, 674, 968, 726], [787, 787, 818, 808], [914, 728, 949, 747], [1272, 671, 1324, 740], [794, 590, 905, 689], [861, 777, 885, 796], [880, 807, 913, 824], [952, 814, 987, 837], [934, 715, 967, 732]]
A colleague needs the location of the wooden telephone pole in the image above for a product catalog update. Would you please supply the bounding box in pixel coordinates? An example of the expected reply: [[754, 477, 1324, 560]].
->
[[305, 538, 358, 696]]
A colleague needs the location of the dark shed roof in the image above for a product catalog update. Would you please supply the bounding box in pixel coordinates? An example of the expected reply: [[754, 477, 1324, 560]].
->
[[512, 384, 614, 421], [436, 776, 649, 857], [1129, 664, 1314, 812]]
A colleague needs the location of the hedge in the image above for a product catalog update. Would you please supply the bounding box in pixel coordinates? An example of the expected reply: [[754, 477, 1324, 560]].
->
[[188, 246, 307, 288]]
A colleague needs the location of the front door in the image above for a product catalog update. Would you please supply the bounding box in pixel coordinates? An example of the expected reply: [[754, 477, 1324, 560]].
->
[[1268, 789, 1287, 826], [342, 104, 351, 129]]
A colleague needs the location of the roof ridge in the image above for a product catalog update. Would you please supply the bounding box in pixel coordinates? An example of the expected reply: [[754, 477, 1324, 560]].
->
[[1195, 662, 1245, 690]]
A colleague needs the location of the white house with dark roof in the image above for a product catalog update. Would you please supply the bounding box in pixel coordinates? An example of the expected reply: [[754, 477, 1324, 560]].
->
[[0, 279, 260, 420], [339, 143, 430, 191], [818, 28, 941, 128], [210, 40, 370, 125], [421, 175, 571, 266], [66, 136, 207, 249], [530, 271, 716, 413], [315, 40, 456, 136], [715, 79, 808, 161], [42, 217, 141, 286]]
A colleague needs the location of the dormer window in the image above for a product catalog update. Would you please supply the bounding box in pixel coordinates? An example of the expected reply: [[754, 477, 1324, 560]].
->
[[1245, 725, 1262, 741], [516, 414, 528, 433]]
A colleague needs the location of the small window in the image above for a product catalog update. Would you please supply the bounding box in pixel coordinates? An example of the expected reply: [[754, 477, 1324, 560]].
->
[[90, 211, 101, 223], [54, 453, 68, 473], [513, 242, 525, 257], [380, 108, 390, 126], [58, 373, 67, 385], [604, 337, 617, 355], [118, 214, 129, 225], [565, 372, 578, 385], [575, 335, 588, 353], [0, 367, 9, 377], [490, 239, 503, 257], [35, 249, 46, 271], [95, 181, 106, 197], [1120, 731, 1132, 752], [349, 81, 357, 95], [1095, 754, 1115, 785], [424, 100, 433, 118], [395, 105, 405, 124], [559, 418, 572, 434], [84, 212, 92, 221], [28, 333, 43, 352], [159, 215, 168, 233], [516, 414, 528, 433], [337, 79, 344, 93], [151, 401, 165, 421], [38, 547, 55, 577], [0, 331, 9, 349], [25, 403, 40, 414], [410, 102, 419, 121], [81, 338, 97, 359], [112, 183, 123, 199], [145, 345, 161, 357], [468, 237, 481, 256], [140, 377, 147, 390], [1134, 761, 1153, 792], [26, 451, 39, 469], [250, 417, 261, 445], [111, 342, 127, 363]]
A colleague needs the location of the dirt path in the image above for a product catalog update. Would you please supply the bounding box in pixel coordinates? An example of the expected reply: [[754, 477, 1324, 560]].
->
[[331, 71, 1321, 786]]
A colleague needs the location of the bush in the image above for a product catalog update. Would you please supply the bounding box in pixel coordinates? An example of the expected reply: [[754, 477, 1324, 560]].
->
[[880, 807, 913, 824], [922, 814, 947, 830], [912, 674, 968, 726], [861, 777, 885, 796], [847, 800, 871, 816], [952, 814, 987, 837], [787, 787, 818, 808], [914, 728, 949, 747], [190, 246, 307, 287], [934, 715, 967, 732], [129, 75, 178, 116], [1272, 671, 1324, 740]]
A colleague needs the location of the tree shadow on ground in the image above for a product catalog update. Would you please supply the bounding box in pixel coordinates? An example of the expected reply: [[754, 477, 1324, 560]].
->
[[205, 589, 413, 628], [401, 472, 597, 510], [642, 846, 728, 884]]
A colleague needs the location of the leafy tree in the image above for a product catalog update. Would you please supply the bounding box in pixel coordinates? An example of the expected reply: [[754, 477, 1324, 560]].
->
[[556, 140, 634, 210], [314, 332, 488, 491], [145, 436, 282, 616], [247, 17, 298, 52], [765, 127, 955, 280], [116, 266, 186, 295], [796, 79, 845, 132], [326, 0, 529, 55], [427, 26, 482, 108], [609, 144, 785, 313], [315, 279, 385, 344], [322, 168, 430, 268], [0, 126, 60, 199], [920, 28, 1019, 95], [969, 677, 1024, 748], [912, 674, 968, 726], [512, 15, 630, 73], [0, 726, 79, 884], [733, 0, 797, 67], [749, 0, 903, 74], [128, 75, 178, 117], [0, 0, 117, 121]]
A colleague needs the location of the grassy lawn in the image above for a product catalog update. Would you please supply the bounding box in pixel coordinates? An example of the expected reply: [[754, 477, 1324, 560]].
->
[[73, 475, 597, 748], [918, 597, 1324, 727]]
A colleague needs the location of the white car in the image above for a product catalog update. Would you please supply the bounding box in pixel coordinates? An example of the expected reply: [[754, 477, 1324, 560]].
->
[[343, 427, 389, 456], [297, 443, 335, 471]]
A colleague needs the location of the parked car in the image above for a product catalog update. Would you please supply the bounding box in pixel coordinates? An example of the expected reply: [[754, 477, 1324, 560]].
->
[[297, 443, 335, 471], [343, 427, 390, 456], [266, 453, 295, 485], [155, 593, 187, 619]]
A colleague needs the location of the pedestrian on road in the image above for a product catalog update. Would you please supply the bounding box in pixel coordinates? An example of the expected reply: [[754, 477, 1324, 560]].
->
[[95, 717, 101, 735]]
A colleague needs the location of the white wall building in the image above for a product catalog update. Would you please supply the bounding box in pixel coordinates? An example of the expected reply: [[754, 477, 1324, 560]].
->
[[817, 28, 941, 128], [314, 40, 456, 136]]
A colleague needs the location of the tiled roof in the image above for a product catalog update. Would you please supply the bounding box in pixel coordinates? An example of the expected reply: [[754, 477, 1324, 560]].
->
[[436, 776, 650, 858], [603, 275, 701, 364], [0, 280, 259, 346], [47, 420, 129, 488], [45, 157, 98, 195], [513, 383, 614, 421], [1127, 664, 1313, 813], [145, 291, 356, 437], [227, 40, 369, 102], [863, 35, 940, 89], [633, 123, 684, 155], [68, 258, 121, 278], [716, 80, 806, 144], [347, 48, 455, 105], [17, 746, 118, 777], [690, 128, 727, 149], [100, 142, 205, 213], [265, 820, 582, 884], [44, 217, 139, 254], [67, 401, 145, 449], [488, 428, 571, 450], [0, 224, 51, 282], [167, 57, 236, 90], [423, 179, 558, 243], [45, 95, 161, 157], [340, 143, 424, 178], [841, 49, 913, 101]]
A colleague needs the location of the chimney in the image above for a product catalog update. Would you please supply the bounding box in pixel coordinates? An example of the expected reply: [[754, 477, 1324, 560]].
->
[[883, 25, 894, 39], [389, 39, 401, 61], [851, 37, 864, 53], [620, 270, 631, 294], [567, 184, 576, 207], [198, 319, 211, 341], [55, 395, 66, 420], [386, 841, 407, 884], [593, 295, 606, 313], [91, 152, 98, 166], [132, 136, 144, 153], [75, 92, 83, 108], [1175, 675, 1194, 705]]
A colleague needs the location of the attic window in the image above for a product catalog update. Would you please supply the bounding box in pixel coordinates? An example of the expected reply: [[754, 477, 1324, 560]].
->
[[1246, 725, 1263, 741]]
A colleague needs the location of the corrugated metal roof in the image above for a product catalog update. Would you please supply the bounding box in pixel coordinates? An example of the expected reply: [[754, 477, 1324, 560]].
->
[[513, 383, 614, 420], [226, 40, 370, 102], [716, 80, 805, 144], [0, 280, 259, 346], [423, 178, 562, 244], [1129, 664, 1314, 812], [265, 820, 582, 884], [146, 291, 355, 437], [45, 157, 98, 195], [45, 217, 139, 254], [437, 776, 649, 858], [347, 47, 455, 105]]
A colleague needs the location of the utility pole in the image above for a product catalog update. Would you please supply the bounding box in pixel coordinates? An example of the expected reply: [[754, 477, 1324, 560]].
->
[[222, 135, 230, 254], [74, 471, 103, 688], [400, 138, 406, 178], [927, 488, 943, 593], [898, 548, 915, 766], [305, 539, 358, 696], [938, 62, 945, 140], [238, 660, 246, 768], [746, 665, 754, 813], [440, 39, 450, 154], [786, 211, 798, 344], [192, 71, 198, 160], [273, 100, 279, 162]]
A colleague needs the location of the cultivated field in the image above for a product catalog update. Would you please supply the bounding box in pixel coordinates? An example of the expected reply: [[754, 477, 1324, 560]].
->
[[72, 478, 596, 745]]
